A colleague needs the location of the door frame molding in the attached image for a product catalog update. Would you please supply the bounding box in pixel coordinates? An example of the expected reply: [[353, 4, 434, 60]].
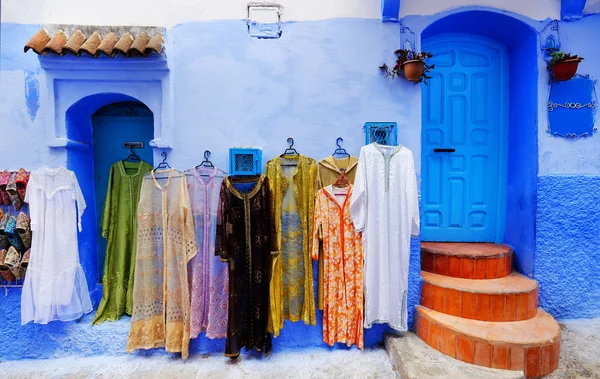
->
[[421, 33, 508, 243]]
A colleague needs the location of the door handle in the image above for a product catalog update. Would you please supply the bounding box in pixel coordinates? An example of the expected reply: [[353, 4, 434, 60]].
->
[[434, 148, 456, 153]]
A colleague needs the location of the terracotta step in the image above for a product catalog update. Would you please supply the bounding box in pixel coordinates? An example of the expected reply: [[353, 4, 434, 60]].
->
[[421, 242, 513, 279], [416, 305, 560, 378], [421, 271, 539, 322]]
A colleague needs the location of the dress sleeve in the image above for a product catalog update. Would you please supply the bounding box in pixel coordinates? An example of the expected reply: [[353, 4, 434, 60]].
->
[[182, 177, 198, 262], [72, 171, 86, 232], [407, 151, 420, 237], [350, 149, 367, 232], [306, 159, 317, 256], [265, 166, 279, 255], [312, 191, 322, 261], [101, 165, 114, 239], [24, 172, 36, 232], [215, 181, 228, 261]]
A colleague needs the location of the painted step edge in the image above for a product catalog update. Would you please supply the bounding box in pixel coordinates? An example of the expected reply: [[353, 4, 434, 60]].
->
[[421, 242, 513, 258], [421, 272, 539, 321], [416, 306, 560, 378], [385, 333, 525, 379], [422, 250, 513, 279]]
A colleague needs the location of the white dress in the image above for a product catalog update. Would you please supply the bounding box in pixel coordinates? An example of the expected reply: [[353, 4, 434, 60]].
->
[[350, 143, 420, 331], [21, 166, 92, 324]]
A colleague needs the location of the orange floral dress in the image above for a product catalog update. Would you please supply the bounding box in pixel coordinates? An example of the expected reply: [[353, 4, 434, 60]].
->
[[312, 184, 364, 349]]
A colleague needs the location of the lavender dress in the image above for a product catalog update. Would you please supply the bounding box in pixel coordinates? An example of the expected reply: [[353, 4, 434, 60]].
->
[[186, 166, 229, 339]]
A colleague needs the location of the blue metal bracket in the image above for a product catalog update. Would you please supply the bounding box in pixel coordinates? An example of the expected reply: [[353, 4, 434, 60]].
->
[[540, 19, 561, 64], [399, 21, 416, 51], [547, 74, 598, 137], [381, 0, 400, 22]]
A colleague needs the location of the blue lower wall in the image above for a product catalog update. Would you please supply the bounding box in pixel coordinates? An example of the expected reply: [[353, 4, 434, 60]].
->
[[535, 175, 600, 319], [0, 241, 420, 360]]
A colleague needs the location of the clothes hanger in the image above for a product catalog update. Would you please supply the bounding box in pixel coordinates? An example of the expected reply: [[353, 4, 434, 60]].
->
[[153, 151, 173, 179], [123, 142, 142, 163], [189, 150, 228, 177], [280, 137, 299, 166], [333, 168, 349, 189], [332, 137, 350, 158]]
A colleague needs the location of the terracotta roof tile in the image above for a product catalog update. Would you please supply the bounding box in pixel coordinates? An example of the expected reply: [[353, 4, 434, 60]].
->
[[24, 27, 164, 58]]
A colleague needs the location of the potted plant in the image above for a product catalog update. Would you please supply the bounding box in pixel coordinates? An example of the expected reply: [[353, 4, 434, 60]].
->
[[379, 49, 435, 84], [549, 51, 584, 81]]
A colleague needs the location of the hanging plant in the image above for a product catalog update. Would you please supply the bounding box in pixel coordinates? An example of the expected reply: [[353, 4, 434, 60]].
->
[[549, 51, 584, 81], [379, 49, 435, 84]]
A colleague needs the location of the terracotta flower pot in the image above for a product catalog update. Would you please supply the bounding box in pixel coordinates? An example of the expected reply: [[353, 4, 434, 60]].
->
[[551, 58, 583, 81], [402, 59, 425, 83]]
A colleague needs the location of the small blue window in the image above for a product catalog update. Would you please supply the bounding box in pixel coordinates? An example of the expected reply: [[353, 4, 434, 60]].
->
[[229, 148, 262, 175], [364, 122, 398, 145]]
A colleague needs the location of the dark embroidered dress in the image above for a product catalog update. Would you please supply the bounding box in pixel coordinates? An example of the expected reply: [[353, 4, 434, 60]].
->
[[216, 175, 273, 358]]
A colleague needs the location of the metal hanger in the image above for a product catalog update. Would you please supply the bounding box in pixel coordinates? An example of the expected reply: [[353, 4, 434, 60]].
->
[[189, 150, 228, 177], [123, 142, 142, 162], [153, 152, 172, 179], [332, 137, 350, 158], [280, 137, 299, 166]]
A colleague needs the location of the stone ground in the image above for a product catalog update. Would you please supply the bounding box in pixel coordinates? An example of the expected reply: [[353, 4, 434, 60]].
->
[[0, 318, 597, 379]]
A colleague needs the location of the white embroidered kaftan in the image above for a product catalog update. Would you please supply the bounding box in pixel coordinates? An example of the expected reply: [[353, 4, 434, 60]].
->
[[350, 143, 419, 331], [126, 169, 197, 359], [185, 166, 228, 339], [21, 166, 92, 325]]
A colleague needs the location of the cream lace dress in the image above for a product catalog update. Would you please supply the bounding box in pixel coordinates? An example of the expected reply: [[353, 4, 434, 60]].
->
[[21, 166, 92, 325]]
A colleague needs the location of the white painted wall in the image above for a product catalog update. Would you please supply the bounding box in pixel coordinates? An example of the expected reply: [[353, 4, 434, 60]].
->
[[2, 0, 381, 26], [400, 0, 560, 20]]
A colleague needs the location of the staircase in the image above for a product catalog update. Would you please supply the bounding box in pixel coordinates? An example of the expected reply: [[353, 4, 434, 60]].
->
[[415, 243, 561, 378]]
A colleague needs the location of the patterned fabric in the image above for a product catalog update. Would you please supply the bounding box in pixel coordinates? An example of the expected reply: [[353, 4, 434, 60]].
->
[[216, 175, 273, 357], [266, 155, 317, 337], [5, 216, 24, 252], [313, 185, 364, 348], [185, 166, 228, 340], [15, 168, 30, 202], [93, 160, 152, 325], [350, 144, 420, 331], [0, 211, 10, 250], [0, 170, 12, 205], [315, 155, 359, 311], [126, 169, 197, 359], [16, 212, 32, 249], [7, 173, 23, 211], [0, 249, 15, 282], [5, 246, 23, 279], [21, 166, 92, 325]]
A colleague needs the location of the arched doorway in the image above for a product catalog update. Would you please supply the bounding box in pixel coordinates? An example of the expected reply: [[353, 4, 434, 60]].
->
[[65, 94, 155, 299], [420, 10, 538, 276], [92, 102, 154, 277]]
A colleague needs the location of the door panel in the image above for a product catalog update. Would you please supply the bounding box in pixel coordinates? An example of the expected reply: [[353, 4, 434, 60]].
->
[[92, 107, 153, 279], [421, 35, 506, 242]]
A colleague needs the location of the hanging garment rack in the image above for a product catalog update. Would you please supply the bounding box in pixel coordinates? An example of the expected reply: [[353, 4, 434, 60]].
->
[[280, 137, 299, 166], [332, 137, 350, 158]]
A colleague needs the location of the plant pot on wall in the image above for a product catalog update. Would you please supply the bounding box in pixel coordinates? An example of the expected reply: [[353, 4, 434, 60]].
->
[[402, 60, 425, 82], [551, 58, 583, 81]]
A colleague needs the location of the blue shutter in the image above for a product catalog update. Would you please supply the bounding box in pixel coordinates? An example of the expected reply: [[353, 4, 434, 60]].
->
[[229, 148, 262, 175], [364, 122, 398, 145]]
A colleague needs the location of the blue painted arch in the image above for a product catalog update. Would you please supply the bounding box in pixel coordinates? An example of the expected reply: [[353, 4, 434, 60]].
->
[[420, 9, 539, 277]]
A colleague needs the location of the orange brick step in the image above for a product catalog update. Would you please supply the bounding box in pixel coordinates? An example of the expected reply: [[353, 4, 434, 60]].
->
[[416, 305, 560, 378], [421, 242, 513, 279], [421, 271, 539, 322]]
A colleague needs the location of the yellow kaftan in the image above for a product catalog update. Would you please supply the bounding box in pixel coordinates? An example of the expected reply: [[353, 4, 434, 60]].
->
[[266, 154, 317, 337]]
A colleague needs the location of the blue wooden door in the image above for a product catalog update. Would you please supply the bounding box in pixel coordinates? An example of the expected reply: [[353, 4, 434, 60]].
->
[[92, 102, 153, 279], [421, 34, 507, 242]]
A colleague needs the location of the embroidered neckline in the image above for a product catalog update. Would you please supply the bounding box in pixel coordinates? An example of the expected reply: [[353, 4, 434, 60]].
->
[[151, 169, 175, 191], [225, 175, 265, 200], [119, 160, 144, 178]]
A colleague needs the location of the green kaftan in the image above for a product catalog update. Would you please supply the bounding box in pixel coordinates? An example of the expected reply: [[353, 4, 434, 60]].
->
[[92, 160, 152, 325]]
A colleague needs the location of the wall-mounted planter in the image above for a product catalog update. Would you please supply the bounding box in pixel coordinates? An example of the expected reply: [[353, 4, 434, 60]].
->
[[550, 58, 583, 81], [402, 60, 425, 82]]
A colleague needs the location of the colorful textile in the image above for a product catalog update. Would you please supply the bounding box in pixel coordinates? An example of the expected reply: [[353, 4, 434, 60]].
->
[[312, 185, 364, 348], [217, 175, 273, 357], [266, 155, 317, 337], [185, 166, 228, 339], [93, 160, 152, 325], [126, 169, 197, 359]]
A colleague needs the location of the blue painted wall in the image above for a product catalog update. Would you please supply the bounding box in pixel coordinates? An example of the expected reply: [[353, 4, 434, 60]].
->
[[0, 9, 599, 361]]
